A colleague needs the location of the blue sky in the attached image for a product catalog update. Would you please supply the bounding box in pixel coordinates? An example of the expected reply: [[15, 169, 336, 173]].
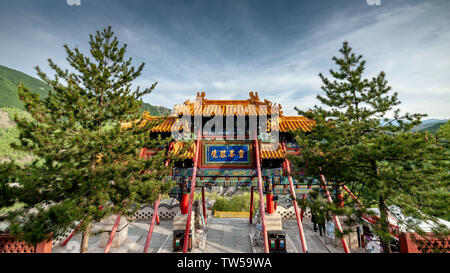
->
[[0, 0, 449, 118]]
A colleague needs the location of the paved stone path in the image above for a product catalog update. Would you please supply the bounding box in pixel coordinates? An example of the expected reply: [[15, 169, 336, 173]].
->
[[283, 219, 342, 253], [52, 219, 172, 253], [204, 218, 253, 253], [127, 220, 172, 253], [52, 217, 359, 253]]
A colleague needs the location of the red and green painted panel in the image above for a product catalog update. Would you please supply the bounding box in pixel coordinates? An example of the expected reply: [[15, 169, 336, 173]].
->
[[171, 168, 282, 177]]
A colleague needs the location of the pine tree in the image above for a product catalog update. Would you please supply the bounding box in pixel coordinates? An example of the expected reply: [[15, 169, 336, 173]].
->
[[291, 41, 449, 253], [1, 27, 174, 252]]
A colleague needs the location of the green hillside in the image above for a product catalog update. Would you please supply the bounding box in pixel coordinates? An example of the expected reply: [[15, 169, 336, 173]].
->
[[413, 121, 448, 133], [0, 107, 34, 164], [0, 65, 50, 109], [140, 101, 171, 116], [417, 122, 447, 133], [0, 64, 171, 115], [0, 65, 170, 163]]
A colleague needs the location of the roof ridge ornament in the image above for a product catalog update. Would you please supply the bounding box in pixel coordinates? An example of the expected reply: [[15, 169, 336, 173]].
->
[[248, 91, 260, 104], [196, 91, 206, 100]]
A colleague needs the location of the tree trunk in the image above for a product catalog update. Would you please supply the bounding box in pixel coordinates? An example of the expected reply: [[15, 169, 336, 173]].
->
[[378, 196, 392, 253], [80, 221, 92, 253], [371, 159, 392, 253]]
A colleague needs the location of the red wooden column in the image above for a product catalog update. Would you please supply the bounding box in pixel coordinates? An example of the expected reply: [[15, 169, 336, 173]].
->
[[180, 178, 190, 215], [182, 130, 202, 253], [265, 195, 274, 214], [266, 178, 275, 215], [253, 133, 269, 253], [320, 175, 350, 253], [201, 186, 207, 225], [281, 142, 308, 253], [249, 186, 254, 223]]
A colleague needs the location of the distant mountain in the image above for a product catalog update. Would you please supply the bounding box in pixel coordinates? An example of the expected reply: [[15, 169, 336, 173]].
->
[[412, 120, 448, 133], [140, 101, 171, 116], [418, 119, 449, 125], [0, 65, 170, 116], [380, 117, 448, 133]]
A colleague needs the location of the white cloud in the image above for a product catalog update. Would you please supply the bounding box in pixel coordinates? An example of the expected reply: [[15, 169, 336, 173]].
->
[[145, 1, 449, 118], [132, 2, 447, 119]]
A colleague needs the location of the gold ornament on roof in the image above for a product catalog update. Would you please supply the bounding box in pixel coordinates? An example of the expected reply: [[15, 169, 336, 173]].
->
[[248, 91, 260, 104]]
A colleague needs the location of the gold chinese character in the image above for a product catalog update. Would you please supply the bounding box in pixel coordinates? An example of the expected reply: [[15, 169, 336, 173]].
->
[[238, 149, 245, 159], [229, 149, 236, 158], [211, 149, 218, 158], [220, 150, 227, 158]]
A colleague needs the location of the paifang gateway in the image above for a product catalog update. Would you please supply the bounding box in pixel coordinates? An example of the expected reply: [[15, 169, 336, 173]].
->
[[120, 91, 336, 253]]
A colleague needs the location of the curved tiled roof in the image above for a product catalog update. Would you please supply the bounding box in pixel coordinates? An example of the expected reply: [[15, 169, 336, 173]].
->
[[279, 116, 315, 132], [122, 115, 315, 134], [121, 92, 315, 133], [260, 143, 286, 159]]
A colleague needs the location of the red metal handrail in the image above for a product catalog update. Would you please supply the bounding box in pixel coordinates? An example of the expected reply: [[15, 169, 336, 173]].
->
[[141, 140, 175, 253], [182, 130, 202, 253], [281, 142, 308, 253], [201, 186, 207, 225], [342, 185, 399, 239], [104, 214, 122, 253], [249, 186, 254, 223], [143, 194, 161, 253], [320, 175, 350, 253], [60, 221, 83, 247], [253, 133, 269, 253]]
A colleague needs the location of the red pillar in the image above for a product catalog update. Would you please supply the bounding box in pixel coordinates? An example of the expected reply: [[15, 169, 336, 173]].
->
[[180, 176, 190, 214], [266, 178, 275, 215], [180, 193, 189, 214], [249, 186, 254, 223], [266, 193, 274, 214]]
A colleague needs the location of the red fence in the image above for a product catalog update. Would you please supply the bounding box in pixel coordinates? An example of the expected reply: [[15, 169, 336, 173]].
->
[[399, 232, 449, 253], [0, 234, 52, 253]]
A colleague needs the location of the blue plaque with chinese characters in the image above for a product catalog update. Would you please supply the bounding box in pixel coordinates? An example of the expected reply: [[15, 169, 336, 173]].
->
[[202, 142, 252, 167]]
